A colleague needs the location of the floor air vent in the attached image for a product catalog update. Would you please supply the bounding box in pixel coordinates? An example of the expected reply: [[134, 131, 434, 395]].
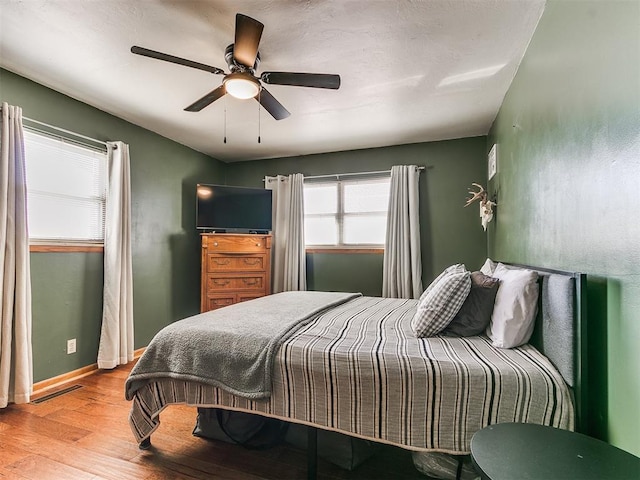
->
[[31, 384, 83, 404]]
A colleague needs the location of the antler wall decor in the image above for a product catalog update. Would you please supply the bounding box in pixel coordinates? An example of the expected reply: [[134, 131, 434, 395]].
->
[[464, 183, 496, 231]]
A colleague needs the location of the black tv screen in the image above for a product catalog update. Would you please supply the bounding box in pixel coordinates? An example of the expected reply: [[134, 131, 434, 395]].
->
[[196, 184, 272, 233]]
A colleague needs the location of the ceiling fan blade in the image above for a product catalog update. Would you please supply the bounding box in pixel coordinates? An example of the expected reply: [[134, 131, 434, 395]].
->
[[233, 14, 264, 67], [184, 85, 227, 112], [257, 88, 290, 120], [131, 46, 225, 75], [261, 72, 341, 89]]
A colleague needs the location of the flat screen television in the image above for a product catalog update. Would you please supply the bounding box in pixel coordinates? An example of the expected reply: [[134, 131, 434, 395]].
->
[[196, 184, 272, 233]]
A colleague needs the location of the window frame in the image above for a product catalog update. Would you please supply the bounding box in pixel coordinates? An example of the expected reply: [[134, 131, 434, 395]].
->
[[303, 174, 390, 250], [23, 128, 108, 251]]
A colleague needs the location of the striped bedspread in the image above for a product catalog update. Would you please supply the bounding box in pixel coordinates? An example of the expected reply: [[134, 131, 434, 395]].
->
[[129, 296, 574, 454]]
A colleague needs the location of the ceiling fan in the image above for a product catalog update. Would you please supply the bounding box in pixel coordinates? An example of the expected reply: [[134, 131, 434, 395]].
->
[[131, 13, 341, 120]]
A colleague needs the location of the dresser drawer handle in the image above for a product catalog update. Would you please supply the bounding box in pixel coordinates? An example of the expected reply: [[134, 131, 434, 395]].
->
[[213, 279, 231, 286], [213, 242, 218, 247], [242, 279, 260, 286], [243, 259, 261, 266], [214, 259, 232, 265], [256, 243, 261, 247]]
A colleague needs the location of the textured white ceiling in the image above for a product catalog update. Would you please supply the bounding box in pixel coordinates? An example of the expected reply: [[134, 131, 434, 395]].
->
[[0, 0, 545, 162]]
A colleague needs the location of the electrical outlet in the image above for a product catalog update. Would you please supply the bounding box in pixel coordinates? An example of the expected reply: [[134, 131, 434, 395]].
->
[[67, 338, 76, 354]]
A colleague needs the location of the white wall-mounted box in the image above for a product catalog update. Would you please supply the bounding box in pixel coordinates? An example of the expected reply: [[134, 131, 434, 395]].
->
[[488, 144, 497, 180]]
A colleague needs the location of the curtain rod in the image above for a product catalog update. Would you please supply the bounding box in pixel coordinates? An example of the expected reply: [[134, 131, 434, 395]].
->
[[303, 165, 426, 181], [2, 106, 109, 149], [263, 166, 427, 183], [23, 117, 109, 149]]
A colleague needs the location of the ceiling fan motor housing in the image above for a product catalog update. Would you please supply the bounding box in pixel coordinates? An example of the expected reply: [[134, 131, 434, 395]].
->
[[225, 44, 260, 73]]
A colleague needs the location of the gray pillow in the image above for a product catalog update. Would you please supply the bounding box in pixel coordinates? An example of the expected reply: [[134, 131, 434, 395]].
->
[[443, 271, 499, 337]]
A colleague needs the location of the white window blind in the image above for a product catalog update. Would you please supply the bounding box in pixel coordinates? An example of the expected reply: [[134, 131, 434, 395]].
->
[[304, 176, 390, 247], [24, 131, 107, 243]]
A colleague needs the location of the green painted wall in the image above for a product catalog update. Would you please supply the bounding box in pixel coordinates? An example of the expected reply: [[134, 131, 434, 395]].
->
[[225, 137, 488, 294], [30, 253, 104, 378], [306, 253, 384, 297], [487, 0, 639, 455], [1, 68, 225, 382]]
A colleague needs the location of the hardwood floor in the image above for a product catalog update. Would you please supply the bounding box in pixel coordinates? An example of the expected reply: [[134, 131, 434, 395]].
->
[[0, 361, 429, 479]]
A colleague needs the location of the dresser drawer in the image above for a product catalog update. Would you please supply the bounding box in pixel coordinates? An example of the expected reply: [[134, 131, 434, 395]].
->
[[204, 235, 269, 253], [205, 293, 265, 311], [206, 254, 266, 272], [205, 295, 235, 311], [206, 273, 266, 292], [237, 293, 263, 303]]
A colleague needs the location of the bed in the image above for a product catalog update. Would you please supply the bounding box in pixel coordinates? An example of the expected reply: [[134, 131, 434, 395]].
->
[[125, 262, 587, 474]]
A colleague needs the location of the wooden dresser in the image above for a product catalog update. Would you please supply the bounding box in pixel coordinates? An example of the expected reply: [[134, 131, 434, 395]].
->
[[200, 233, 272, 312]]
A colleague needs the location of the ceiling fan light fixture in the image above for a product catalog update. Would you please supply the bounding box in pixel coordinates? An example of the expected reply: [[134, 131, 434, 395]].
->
[[224, 73, 260, 99]]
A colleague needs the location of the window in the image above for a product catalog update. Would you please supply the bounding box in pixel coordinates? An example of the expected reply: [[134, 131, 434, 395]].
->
[[24, 130, 107, 244], [304, 175, 391, 247]]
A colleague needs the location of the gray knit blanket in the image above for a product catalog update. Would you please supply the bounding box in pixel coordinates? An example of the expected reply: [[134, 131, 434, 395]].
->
[[125, 291, 361, 400]]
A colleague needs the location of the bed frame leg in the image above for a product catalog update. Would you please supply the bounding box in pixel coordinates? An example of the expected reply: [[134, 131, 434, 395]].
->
[[139, 437, 152, 450], [455, 455, 463, 480], [307, 426, 317, 480]]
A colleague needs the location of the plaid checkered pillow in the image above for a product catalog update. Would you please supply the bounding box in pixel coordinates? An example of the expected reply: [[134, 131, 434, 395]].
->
[[411, 264, 471, 337]]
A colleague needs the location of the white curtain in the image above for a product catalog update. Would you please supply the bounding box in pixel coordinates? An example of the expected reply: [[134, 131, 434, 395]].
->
[[382, 165, 423, 299], [265, 174, 306, 293], [98, 142, 134, 369], [0, 102, 32, 407]]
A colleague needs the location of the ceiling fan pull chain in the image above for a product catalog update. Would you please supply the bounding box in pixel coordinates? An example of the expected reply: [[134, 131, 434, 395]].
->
[[224, 95, 227, 144], [257, 89, 261, 144]]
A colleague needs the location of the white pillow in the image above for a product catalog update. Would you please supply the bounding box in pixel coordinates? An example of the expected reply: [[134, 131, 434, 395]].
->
[[411, 264, 471, 337], [486, 264, 539, 348], [480, 258, 498, 276]]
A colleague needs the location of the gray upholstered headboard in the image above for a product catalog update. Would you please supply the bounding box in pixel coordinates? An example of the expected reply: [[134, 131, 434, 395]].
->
[[503, 263, 588, 433]]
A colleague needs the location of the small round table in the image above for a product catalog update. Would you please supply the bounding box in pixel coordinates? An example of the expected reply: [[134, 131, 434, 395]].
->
[[470, 423, 640, 480]]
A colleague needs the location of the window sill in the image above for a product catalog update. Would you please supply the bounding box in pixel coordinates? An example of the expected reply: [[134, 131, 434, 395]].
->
[[30, 244, 104, 253], [306, 247, 384, 254]]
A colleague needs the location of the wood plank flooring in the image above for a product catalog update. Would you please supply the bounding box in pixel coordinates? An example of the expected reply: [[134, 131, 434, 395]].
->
[[0, 361, 429, 479]]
